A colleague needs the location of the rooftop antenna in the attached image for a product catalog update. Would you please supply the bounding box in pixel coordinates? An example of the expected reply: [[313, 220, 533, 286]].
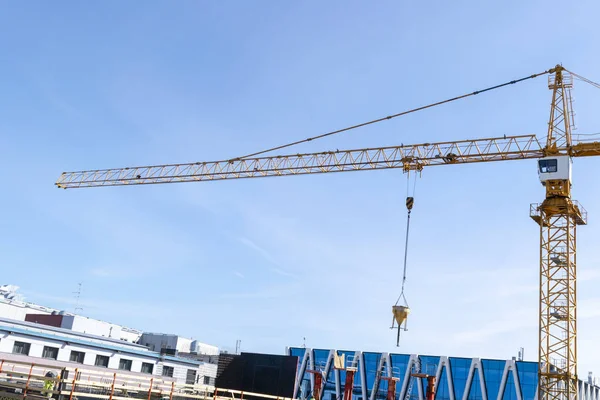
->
[[303, 337, 306, 349], [73, 282, 83, 314], [235, 339, 241, 355], [518, 347, 524, 361]]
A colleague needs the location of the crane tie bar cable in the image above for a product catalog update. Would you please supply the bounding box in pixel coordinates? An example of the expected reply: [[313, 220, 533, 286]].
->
[[237, 69, 551, 160], [567, 69, 600, 90]]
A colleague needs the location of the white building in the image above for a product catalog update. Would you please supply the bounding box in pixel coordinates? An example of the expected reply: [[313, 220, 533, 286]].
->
[[0, 285, 142, 342], [0, 285, 57, 320], [0, 317, 217, 385], [139, 333, 219, 356], [0, 285, 220, 381]]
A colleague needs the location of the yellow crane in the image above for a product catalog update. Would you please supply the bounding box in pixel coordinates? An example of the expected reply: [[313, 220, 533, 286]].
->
[[56, 65, 600, 400]]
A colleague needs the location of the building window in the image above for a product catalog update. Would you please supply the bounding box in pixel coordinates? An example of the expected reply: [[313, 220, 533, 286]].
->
[[95, 355, 109, 368], [141, 363, 154, 374], [186, 369, 196, 385], [12, 341, 30, 355], [203, 376, 210, 385], [42, 346, 59, 360], [70, 350, 85, 364], [118, 359, 132, 371], [162, 366, 174, 377]]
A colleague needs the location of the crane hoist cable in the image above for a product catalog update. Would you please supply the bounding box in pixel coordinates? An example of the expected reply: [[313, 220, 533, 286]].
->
[[397, 172, 417, 305], [391, 171, 418, 346]]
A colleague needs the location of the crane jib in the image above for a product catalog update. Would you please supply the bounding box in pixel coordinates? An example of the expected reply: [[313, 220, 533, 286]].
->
[[56, 134, 545, 188]]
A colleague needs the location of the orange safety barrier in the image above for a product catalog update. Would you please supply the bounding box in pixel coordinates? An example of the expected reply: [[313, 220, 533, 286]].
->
[[0, 357, 296, 400]]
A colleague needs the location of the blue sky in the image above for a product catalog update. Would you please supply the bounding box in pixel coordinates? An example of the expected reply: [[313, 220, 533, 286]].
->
[[2, 0, 600, 376]]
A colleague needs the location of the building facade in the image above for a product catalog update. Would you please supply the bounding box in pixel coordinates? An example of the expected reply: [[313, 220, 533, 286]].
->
[[0, 285, 142, 342], [139, 332, 219, 355], [287, 347, 600, 400], [0, 317, 217, 385]]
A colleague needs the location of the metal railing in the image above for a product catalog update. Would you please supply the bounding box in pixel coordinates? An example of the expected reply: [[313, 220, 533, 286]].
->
[[0, 358, 294, 400]]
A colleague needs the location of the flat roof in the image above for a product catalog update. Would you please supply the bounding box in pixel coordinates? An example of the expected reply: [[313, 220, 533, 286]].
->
[[0, 317, 146, 349], [0, 297, 142, 333]]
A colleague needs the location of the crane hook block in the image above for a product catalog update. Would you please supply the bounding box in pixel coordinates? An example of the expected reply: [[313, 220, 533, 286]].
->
[[406, 197, 414, 211]]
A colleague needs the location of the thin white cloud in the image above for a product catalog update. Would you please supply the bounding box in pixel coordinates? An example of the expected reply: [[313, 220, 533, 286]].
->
[[89, 267, 132, 278], [579, 297, 600, 319], [579, 268, 600, 282], [238, 236, 298, 279], [270, 268, 298, 279], [20, 289, 192, 327], [233, 271, 245, 279], [453, 311, 536, 345], [219, 283, 302, 300], [239, 237, 279, 265]]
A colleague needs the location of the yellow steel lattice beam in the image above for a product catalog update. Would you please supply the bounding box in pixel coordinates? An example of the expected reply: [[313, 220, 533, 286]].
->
[[533, 65, 584, 400], [56, 135, 543, 189]]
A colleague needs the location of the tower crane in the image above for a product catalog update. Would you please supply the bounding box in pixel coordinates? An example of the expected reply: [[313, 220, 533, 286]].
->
[[56, 65, 600, 400]]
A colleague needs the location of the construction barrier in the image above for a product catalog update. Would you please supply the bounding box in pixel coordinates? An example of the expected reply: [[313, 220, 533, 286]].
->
[[0, 359, 294, 400]]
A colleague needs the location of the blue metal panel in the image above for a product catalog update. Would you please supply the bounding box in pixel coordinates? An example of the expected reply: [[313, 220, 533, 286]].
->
[[437, 365, 452, 400], [291, 347, 307, 373], [502, 371, 518, 400], [364, 352, 382, 397], [313, 350, 336, 393], [467, 370, 484, 400], [420, 356, 441, 396], [420, 356, 440, 376], [338, 350, 359, 393], [515, 362, 537, 400], [450, 357, 472, 399], [390, 354, 410, 388], [482, 359, 505, 399]]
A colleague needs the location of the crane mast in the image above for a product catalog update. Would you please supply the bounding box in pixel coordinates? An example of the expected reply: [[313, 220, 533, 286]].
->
[[531, 66, 586, 400]]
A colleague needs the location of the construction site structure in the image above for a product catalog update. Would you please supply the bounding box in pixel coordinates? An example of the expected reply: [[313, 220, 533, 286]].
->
[[381, 376, 401, 400], [289, 347, 600, 400], [302, 353, 360, 400], [336, 353, 358, 400], [56, 65, 600, 400], [408, 373, 435, 400], [305, 368, 324, 400]]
